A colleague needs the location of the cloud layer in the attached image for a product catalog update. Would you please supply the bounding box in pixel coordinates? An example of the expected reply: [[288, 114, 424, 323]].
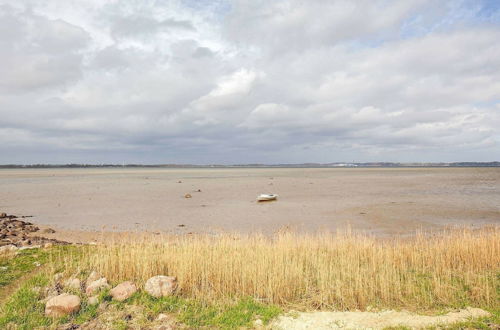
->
[[1, 0, 499, 164]]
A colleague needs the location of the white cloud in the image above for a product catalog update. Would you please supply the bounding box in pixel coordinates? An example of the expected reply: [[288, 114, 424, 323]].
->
[[208, 69, 258, 97]]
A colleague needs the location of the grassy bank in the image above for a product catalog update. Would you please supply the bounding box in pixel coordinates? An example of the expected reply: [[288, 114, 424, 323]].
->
[[0, 274, 281, 329], [0, 248, 49, 289], [1, 227, 498, 328], [62, 226, 499, 310]]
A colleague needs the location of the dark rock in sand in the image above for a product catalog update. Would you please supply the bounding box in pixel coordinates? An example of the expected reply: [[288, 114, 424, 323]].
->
[[25, 225, 39, 232], [0, 213, 68, 248], [10, 219, 25, 227]]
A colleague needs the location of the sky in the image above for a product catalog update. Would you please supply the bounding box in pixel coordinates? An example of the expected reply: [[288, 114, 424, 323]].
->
[[0, 0, 499, 164]]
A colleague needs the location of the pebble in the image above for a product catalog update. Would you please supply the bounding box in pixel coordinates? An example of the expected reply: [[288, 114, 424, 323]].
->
[[64, 278, 82, 291], [156, 313, 171, 321], [86, 278, 110, 296]]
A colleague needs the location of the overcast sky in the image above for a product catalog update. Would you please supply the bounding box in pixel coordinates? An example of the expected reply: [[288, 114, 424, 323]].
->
[[1, 0, 499, 164]]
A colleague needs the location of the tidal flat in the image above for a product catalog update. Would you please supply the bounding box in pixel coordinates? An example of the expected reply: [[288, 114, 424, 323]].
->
[[1, 167, 499, 328], [0, 167, 499, 242]]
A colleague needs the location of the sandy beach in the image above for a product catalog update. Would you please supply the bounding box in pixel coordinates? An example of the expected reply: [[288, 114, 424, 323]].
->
[[0, 167, 499, 241]]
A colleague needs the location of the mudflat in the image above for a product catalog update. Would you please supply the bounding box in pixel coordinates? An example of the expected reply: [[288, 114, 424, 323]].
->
[[0, 168, 498, 239]]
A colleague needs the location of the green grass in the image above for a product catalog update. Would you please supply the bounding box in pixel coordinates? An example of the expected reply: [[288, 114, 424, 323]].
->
[[123, 292, 281, 329], [0, 247, 107, 329], [207, 297, 281, 328], [0, 274, 52, 329], [0, 266, 281, 329], [73, 300, 99, 324], [0, 245, 84, 290], [0, 248, 49, 288], [112, 319, 128, 330]]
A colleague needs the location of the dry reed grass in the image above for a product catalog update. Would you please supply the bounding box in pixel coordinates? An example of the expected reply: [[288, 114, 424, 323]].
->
[[56, 226, 499, 310]]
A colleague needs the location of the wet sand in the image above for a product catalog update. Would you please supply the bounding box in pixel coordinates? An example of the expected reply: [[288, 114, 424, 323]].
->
[[0, 167, 499, 242]]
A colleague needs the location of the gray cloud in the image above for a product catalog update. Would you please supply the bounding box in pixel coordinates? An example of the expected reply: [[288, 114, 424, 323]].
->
[[110, 15, 194, 39], [0, 0, 499, 164], [0, 6, 89, 93]]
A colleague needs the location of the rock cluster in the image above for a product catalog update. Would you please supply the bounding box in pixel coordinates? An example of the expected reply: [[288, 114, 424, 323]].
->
[[0, 213, 67, 248], [45, 272, 178, 318]]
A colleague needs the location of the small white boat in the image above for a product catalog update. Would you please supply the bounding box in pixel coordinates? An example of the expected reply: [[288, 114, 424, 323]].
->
[[257, 194, 278, 202]]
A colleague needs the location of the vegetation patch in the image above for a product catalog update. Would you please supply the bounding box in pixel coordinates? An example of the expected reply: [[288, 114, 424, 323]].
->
[[62, 227, 499, 310], [121, 292, 281, 328], [0, 248, 49, 288], [0, 245, 82, 291], [0, 274, 52, 329], [0, 228, 498, 329], [0, 266, 281, 329], [433, 308, 500, 329]]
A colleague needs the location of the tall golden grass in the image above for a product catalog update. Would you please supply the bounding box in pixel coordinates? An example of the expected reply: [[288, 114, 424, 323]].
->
[[59, 226, 499, 310]]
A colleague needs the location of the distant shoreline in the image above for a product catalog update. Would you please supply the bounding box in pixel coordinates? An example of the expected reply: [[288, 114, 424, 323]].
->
[[1, 162, 499, 169]]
